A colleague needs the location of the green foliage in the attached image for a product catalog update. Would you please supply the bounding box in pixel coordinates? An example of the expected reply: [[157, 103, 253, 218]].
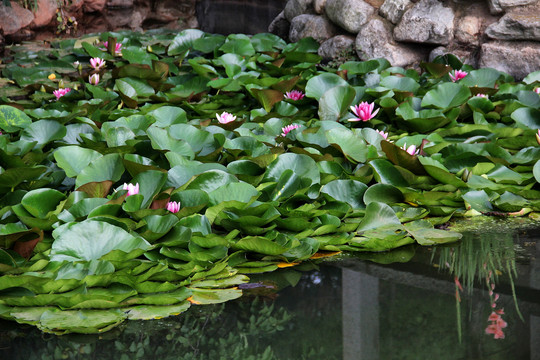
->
[[0, 28, 539, 334]]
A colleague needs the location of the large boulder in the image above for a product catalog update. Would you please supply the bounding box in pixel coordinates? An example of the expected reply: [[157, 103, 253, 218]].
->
[[379, 0, 411, 25], [32, 0, 58, 28], [83, 0, 107, 13], [394, 0, 455, 45], [356, 17, 426, 67], [318, 34, 355, 61], [289, 14, 338, 43], [479, 41, 540, 80], [0, 3, 34, 35], [314, 0, 327, 14], [325, 0, 375, 34], [284, 0, 314, 22], [485, 9, 540, 41], [269, 10, 290, 40]]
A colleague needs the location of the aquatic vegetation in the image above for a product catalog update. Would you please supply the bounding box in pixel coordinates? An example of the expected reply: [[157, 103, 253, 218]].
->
[[0, 29, 540, 334], [284, 90, 305, 101]]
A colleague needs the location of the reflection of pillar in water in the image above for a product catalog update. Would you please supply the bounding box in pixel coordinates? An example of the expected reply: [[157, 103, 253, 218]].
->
[[531, 240, 540, 359], [342, 268, 379, 360]]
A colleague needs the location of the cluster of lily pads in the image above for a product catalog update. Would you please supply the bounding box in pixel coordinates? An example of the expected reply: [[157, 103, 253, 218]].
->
[[0, 28, 540, 334]]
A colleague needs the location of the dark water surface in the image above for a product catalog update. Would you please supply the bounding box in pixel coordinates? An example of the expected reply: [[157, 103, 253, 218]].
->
[[1, 222, 539, 359]]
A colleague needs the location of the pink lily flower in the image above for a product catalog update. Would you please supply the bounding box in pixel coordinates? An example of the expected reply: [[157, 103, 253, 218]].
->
[[449, 70, 468, 82], [123, 183, 139, 196], [216, 112, 236, 124], [90, 57, 106, 70], [284, 90, 305, 101], [53, 88, 71, 100], [402, 143, 418, 156], [166, 201, 181, 213], [376, 129, 388, 140], [475, 93, 488, 98], [89, 73, 100, 85], [100, 41, 123, 55], [534, 87, 540, 94], [281, 124, 300, 137], [348, 102, 379, 122]]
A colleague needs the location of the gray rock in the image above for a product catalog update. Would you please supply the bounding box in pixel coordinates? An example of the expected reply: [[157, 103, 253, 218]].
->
[[284, 0, 314, 22], [269, 10, 291, 40], [455, 15, 483, 44], [314, 0, 327, 14], [289, 14, 338, 43], [394, 0, 455, 45], [499, 0, 538, 9], [0, 3, 34, 35], [379, 0, 411, 24], [318, 34, 355, 60], [107, 0, 133, 8], [356, 17, 426, 67], [325, 0, 375, 33], [479, 41, 540, 80], [485, 11, 540, 41], [487, 0, 503, 14]]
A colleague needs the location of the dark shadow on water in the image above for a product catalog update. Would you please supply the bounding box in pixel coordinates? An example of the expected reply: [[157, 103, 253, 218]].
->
[[196, 0, 287, 35], [1, 225, 539, 359]]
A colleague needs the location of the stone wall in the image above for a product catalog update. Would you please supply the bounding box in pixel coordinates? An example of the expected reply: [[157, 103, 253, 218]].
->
[[269, 0, 540, 79]]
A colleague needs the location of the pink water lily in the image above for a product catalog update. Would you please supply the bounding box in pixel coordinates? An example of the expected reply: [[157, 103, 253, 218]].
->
[[475, 93, 488, 98], [281, 124, 300, 137], [402, 143, 418, 156], [90, 57, 106, 70], [100, 41, 123, 55], [348, 102, 379, 122], [449, 70, 468, 82], [166, 201, 181, 213], [123, 183, 139, 196], [534, 87, 540, 94], [216, 111, 236, 124], [376, 129, 388, 140], [284, 90, 305, 101], [89, 73, 100, 85], [53, 88, 71, 100]]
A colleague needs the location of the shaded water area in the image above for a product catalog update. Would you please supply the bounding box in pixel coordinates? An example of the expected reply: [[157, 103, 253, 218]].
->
[[1, 220, 539, 359]]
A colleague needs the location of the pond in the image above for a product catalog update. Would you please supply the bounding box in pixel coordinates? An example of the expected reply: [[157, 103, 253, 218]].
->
[[2, 220, 538, 359]]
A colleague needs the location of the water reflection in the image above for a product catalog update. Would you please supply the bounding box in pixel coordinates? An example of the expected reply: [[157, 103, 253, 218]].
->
[[1, 225, 538, 359]]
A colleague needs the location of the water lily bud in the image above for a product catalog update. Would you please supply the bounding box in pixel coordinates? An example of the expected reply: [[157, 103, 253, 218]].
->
[[536, 129, 540, 145], [147, 45, 153, 53], [461, 169, 470, 182], [58, 79, 65, 89], [40, 85, 46, 93], [89, 73, 100, 85]]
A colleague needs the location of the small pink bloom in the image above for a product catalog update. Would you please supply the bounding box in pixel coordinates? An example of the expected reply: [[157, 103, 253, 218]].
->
[[216, 112, 236, 124], [166, 201, 181, 213], [348, 102, 379, 122], [449, 70, 468, 82], [402, 143, 418, 156], [281, 124, 300, 137], [284, 90, 305, 101], [89, 57, 106, 70], [100, 41, 123, 55], [89, 73, 100, 85], [376, 129, 388, 140], [488, 312, 500, 322], [123, 183, 139, 196], [534, 87, 540, 94], [53, 88, 71, 100], [475, 93, 488, 98]]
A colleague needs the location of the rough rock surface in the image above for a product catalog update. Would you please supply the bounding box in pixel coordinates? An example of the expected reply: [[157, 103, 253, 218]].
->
[[499, 0, 538, 9], [107, 0, 133, 8], [455, 15, 483, 44], [32, 0, 58, 28], [356, 18, 426, 67], [269, 10, 290, 40], [318, 34, 355, 60], [479, 41, 540, 80], [429, 46, 479, 67], [394, 0, 455, 45], [289, 14, 338, 43], [84, 0, 107, 13], [0, 3, 34, 35], [379, 0, 411, 25], [314, 0, 327, 13], [486, 10, 540, 40], [284, 0, 314, 21], [325, 0, 375, 33]]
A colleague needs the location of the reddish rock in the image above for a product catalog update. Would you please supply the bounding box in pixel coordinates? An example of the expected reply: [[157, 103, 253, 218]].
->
[[84, 0, 107, 13], [0, 2, 34, 35], [32, 0, 58, 28]]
